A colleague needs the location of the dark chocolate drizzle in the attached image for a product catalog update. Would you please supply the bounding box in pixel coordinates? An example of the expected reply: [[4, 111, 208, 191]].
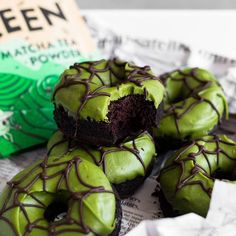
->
[[160, 68, 225, 136], [47, 131, 150, 176], [52, 59, 161, 138], [0, 155, 116, 236], [161, 135, 236, 198]]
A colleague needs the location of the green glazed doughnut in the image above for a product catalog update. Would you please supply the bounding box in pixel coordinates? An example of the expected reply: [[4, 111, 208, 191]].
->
[[0, 156, 121, 236], [47, 131, 156, 197], [155, 68, 228, 143], [159, 134, 236, 217], [53, 59, 164, 146]]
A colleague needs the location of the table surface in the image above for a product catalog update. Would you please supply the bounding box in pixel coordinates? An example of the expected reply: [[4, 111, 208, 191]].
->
[[83, 10, 236, 60]]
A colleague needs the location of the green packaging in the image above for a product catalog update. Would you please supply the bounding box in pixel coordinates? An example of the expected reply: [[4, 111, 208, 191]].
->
[[0, 0, 98, 158]]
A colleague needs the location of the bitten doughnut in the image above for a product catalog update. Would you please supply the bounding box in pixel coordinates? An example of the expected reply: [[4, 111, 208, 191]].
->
[[47, 131, 156, 198], [0, 156, 121, 236], [53, 59, 164, 146], [159, 134, 236, 216], [155, 68, 228, 147]]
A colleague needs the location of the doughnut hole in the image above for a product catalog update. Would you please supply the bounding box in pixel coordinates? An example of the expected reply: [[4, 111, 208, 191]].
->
[[18, 191, 70, 234], [164, 72, 205, 105], [44, 201, 68, 222], [167, 83, 194, 106], [43, 191, 70, 222]]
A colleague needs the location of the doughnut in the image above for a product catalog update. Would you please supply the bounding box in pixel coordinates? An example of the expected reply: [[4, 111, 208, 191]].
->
[[0, 155, 121, 236], [47, 131, 156, 198], [159, 134, 236, 216], [154, 68, 228, 148], [53, 59, 164, 146]]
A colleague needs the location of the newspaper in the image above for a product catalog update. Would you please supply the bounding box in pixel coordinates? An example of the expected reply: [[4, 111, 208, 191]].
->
[[120, 177, 163, 236], [1, 14, 236, 235], [0, 148, 45, 191]]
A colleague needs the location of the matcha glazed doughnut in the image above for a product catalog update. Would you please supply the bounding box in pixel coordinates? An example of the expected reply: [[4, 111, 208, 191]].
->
[[159, 134, 236, 217], [47, 131, 156, 198], [0, 155, 121, 236], [155, 68, 228, 145], [53, 59, 164, 146]]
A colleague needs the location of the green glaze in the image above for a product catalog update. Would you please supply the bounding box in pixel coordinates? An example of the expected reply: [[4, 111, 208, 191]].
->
[[47, 131, 156, 185], [53, 59, 164, 121], [159, 135, 236, 217], [155, 68, 228, 140], [0, 156, 116, 236]]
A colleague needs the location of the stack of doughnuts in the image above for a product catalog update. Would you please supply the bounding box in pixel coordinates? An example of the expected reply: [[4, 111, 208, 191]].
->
[[0, 59, 165, 236], [0, 59, 234, 236], [157, 68, 236, 217], [51, 58, 165, 198]]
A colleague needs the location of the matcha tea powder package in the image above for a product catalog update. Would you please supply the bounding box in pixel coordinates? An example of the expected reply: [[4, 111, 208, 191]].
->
[[0, 0, 98, 158]]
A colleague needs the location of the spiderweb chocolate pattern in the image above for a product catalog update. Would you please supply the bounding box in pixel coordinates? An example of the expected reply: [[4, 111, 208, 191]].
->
[[47, 132, 149, 175], [161, 135, 236, 197], [53, 59, 160, 94], [0, 155, 116, 236], [52, 59, 161, 117], [160, 68, 224, 135]]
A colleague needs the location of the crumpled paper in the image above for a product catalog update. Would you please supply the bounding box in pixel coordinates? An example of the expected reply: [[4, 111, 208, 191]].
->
[[126, 180, 236, 236]]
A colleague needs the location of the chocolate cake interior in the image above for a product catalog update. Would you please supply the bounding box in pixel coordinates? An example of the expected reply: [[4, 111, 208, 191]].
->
[[107, 95, 157, 140], [54, 94, 161, 145]]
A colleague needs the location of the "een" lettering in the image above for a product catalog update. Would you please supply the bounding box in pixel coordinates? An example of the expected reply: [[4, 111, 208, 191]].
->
[[0, 3, 67, 37]]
